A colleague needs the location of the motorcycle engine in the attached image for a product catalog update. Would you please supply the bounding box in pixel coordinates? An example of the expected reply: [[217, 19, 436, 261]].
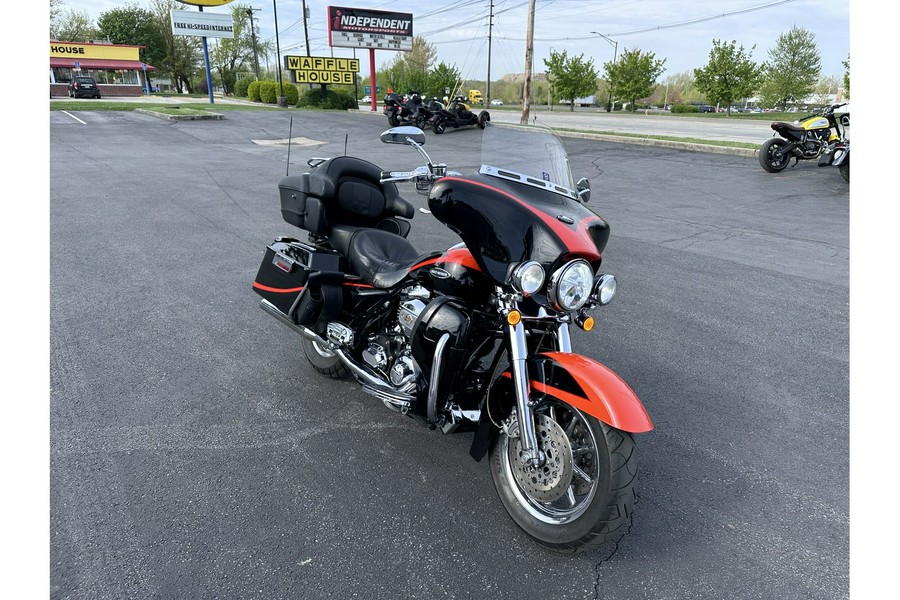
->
[[361, 286, 430, 390]]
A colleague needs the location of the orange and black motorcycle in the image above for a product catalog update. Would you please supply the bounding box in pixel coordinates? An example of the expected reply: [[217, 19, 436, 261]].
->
[[758, 102, 848, 172], [251, 124, 653, 552]]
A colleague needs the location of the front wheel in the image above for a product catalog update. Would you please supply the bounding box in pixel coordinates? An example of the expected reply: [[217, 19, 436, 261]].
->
[[478, 110, 490, 129], [758, 137, 791, 172], [489, 399, 638, 552], [839, 160, 849, 183], [433, 119, 446, 134]]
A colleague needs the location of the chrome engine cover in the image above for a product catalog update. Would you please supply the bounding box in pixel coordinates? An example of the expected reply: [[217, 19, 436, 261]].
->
[[398, 299, 427, 337]]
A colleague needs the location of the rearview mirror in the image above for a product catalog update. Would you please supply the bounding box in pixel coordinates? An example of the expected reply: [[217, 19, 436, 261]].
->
[[381, 127, 426, 146], [576, 177, 591, 203]]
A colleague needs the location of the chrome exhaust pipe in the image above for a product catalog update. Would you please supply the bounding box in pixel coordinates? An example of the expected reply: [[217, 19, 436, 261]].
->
[[260, 298, 417, 410], [258, 299, 319, 341]]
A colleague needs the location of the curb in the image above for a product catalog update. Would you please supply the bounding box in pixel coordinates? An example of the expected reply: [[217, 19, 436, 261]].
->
[[135, 108, 224, 121], [556, 130, 758, 157]]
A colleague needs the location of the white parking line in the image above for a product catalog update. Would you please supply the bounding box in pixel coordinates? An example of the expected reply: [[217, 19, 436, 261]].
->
[[61, 111, 87, 125]]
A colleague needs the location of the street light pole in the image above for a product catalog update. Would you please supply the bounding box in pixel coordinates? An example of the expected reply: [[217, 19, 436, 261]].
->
[[591, 31, 617, 112]]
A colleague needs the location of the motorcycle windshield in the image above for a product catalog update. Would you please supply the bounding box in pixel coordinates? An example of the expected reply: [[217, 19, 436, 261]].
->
[[427, 123, 610, 285], [479, 123, 578, 200]]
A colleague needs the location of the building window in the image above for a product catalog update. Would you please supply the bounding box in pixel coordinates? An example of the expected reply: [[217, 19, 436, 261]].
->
[[51, 66, 141, 85]]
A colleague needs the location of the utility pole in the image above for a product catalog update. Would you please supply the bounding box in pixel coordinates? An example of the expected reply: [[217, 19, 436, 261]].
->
[[246, 6, 260, 80], [520, 0, 535, 125], [302, 0, 311, 57], [272, 0, 286, 106], [486, 0, 494, 105]]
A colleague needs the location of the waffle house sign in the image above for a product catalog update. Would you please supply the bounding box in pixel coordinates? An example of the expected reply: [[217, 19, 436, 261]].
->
[[284, 55, 360, 85]]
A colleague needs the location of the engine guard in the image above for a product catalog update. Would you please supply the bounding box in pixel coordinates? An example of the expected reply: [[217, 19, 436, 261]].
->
[[523, 352, 653, 433]]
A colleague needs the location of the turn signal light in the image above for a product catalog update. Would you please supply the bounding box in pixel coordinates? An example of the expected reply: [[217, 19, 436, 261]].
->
[[506, 310, 522, 326], [575, 314, 595, 331]]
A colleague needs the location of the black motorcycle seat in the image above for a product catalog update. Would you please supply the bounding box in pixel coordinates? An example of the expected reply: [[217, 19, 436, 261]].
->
[[771, 121, 807, 133], [346, 228, 426, 289]]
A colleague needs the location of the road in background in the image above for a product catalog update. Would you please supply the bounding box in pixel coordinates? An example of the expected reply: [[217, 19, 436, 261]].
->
[[49, 109, 848, 600]]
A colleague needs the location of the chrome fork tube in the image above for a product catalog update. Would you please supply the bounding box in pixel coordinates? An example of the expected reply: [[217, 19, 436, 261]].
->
[[557, 321, 572, 352], [504, 297, 545, 468]]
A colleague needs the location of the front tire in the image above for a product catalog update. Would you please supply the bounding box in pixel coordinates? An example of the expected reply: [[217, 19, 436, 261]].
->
[[489, 399, 638, 552], [758, 138, 791, 172], [478, 111, 490, 129], [433, 119, 446, 134], [301, 337, 349, 379]]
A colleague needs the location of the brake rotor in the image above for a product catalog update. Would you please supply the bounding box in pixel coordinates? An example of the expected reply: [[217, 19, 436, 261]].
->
[[508, 414, 574, 502]]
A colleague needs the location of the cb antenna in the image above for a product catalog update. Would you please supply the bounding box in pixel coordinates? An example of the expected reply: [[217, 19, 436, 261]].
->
[[344, 133, 349, 156]]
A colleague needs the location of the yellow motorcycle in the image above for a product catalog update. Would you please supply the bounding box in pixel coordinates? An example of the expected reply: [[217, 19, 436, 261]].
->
[[758, 103, 848, 172]]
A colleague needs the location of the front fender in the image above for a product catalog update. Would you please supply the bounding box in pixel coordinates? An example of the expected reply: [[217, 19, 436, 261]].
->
[[527, 352, 653, 433]]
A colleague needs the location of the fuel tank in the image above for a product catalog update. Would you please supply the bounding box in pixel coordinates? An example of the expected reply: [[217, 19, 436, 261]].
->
[[408, 246, 492, 305]]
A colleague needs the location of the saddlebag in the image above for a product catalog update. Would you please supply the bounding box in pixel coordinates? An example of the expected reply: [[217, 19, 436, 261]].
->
[[252, 239, 343, 324]]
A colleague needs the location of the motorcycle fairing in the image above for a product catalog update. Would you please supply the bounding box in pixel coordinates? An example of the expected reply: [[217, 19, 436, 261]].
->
[[428, 174, 610, 284], [521, 352, 653, 433]]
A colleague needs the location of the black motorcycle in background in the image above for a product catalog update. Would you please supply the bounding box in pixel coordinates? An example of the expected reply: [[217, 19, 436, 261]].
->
[[384, 92, 442, 130], [432, 96, 490, 134], [383, 91, 412, 127], [251, 124, 653, 552]]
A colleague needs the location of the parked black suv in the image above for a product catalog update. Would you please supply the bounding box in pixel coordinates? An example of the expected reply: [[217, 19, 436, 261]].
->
[[67, 76, 101, 99]]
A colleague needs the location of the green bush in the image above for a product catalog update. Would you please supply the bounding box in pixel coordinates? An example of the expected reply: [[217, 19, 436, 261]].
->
[[234, 78, 251, 98], [284, 83, 300, 105], [296, 87, 358, 110], [259, 81, 279, 104], [672, 104, 698, 113], [247, 80, 262, 102]]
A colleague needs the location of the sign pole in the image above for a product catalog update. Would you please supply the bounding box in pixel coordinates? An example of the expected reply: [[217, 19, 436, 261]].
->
[[199, 7, 215, 104], [142, 63, 150, 95], [369, 48, 376, 112]]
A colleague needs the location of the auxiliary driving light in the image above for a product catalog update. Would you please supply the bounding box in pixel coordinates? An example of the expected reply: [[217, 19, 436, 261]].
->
[[511, 261, 545, 296], [594, 274, 617, 305]]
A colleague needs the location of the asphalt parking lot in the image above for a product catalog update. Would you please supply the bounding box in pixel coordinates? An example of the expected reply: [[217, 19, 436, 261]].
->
[[48, 108, 849, 599]]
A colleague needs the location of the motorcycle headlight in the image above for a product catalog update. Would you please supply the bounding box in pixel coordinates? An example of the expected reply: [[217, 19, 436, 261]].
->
[[510, 261, 545, 296], [594, 274, 616, 305], [548, 260, 594, 312]]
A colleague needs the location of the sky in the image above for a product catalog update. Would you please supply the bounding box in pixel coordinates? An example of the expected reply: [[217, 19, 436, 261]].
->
[[52, 0, 851, 84]]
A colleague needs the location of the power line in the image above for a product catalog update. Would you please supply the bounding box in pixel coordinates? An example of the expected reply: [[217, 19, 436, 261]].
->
[[498, 0, 801, 41]]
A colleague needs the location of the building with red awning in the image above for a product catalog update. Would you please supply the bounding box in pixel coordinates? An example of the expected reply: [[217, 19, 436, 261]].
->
[[50, 41, 156, 97]]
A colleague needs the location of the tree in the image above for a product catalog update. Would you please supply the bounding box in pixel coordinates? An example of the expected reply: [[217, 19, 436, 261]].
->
[[386, 36, 437, 95], [842, 54, 850, 100], [50, 0, 64, 37], [759, 26, 822, 110], [53, 8, 100, 42], [210, 4, 256, 94], [150, 0, 202, 94], [693, 40, 762, 115], [427, 62, 461, 100], [543, 50, 599, 111], [98, 4, 166, 87], [813, 75, 841, 106], [604, 47, 666, 112]]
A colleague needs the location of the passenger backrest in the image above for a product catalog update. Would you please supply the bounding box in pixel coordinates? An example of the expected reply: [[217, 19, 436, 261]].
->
[[279, 156, 414, 235]]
